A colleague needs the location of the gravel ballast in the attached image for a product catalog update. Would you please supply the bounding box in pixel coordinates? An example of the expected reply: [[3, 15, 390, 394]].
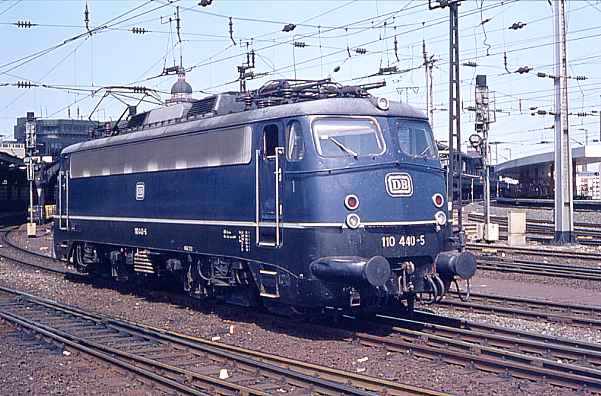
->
[[2, 224, 601, 395]]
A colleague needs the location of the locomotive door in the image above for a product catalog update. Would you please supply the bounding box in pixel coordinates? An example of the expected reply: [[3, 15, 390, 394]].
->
[[256, 122, 284, 247], [57, 169, 69, 230]]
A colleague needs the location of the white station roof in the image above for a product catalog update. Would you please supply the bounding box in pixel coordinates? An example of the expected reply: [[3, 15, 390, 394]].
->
[[496, 144, 601, 175]]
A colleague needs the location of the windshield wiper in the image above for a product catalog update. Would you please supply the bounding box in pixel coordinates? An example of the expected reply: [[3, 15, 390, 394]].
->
[[328, 136, 358, 158], [417, 146, 433, 158]]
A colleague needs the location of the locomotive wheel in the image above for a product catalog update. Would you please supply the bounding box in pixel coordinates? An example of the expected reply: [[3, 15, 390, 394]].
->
[[182, 258, 211, 298], [404, 294, 416, 318], [73, 244, 87, 273], [74, 243, 101, 273]]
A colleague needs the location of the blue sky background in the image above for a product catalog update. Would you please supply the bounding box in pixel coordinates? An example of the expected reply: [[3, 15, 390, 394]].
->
[[1, 0, 600, 161]]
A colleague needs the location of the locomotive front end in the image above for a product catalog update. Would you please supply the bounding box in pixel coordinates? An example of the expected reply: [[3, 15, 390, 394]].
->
[[294, 100, 476, 312]]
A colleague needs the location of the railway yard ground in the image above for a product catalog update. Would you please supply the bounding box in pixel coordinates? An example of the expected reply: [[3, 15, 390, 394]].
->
[[2, 216, 601, 395]]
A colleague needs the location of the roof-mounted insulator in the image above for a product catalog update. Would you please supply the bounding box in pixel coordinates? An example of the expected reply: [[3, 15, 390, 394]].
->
[[16, 20, 33, 28], [508, 21, 527, 30], [515, 66, 532, 74], [16, 81, 33, 88], [282, 23, 296, 32]]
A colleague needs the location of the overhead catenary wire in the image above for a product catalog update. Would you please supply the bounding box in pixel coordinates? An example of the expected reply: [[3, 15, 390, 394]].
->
[[3, 0, 598, 153], [191, 0, 516, 92], [0, 0, 177, 76]]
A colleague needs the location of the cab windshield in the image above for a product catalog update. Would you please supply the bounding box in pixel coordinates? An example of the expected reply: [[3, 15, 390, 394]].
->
[[388, 118, 437, 160], [312, 117, 385, 158]]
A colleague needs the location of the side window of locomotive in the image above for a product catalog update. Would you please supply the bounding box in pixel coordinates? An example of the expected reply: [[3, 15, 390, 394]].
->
[[286, 120, 304, 161], [69, 126, 252, 178], [390, 119, 438, 160], [263, 124, 279, 158], [312, 117, 385, 158]]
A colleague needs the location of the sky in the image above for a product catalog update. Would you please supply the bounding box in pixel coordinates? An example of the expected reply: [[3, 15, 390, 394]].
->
[[1, 0, 600, 162]]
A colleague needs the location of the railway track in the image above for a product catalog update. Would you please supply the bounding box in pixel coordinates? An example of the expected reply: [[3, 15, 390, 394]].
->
[[475, 256, 601, 281], [468, 242, 601, 261], [0, 227, 74, 276], [440, 292, 601, 327], [0, 286, 444, 396], [468, 213, 601, 245], [4, 226, 601, 391], [353, 312, 601, 390]]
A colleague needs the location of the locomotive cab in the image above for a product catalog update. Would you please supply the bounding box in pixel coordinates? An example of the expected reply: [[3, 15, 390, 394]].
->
[[256, 100, 475, 312]]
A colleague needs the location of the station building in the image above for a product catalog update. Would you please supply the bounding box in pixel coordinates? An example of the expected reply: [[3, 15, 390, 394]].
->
[[13, 117, 100, 158], [495, 145, 601, 200], [0, 139, 25, 159], [438, 143, 485, 201], [0, 151, 27, 217]]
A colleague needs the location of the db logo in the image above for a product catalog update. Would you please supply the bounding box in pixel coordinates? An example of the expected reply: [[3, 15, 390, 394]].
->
[[385, 173, 413, 197], [135, 182, 145, 201]]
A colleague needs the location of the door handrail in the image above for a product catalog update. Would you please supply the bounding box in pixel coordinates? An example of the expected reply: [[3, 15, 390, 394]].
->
[[255, 149, 260, 244]]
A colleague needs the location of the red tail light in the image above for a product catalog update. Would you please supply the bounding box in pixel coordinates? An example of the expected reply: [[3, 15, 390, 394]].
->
[[345, 194, 359, 210], [432, 193, 444, 208]]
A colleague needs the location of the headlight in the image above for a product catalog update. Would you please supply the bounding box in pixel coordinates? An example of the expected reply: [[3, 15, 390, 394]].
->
[[376, 96, 390, 111], [346, 213, 361, 229], [435, 211, 447, 226]]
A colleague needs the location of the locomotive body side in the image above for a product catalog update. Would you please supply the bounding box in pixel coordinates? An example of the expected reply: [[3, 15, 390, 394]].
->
[[54, 97, 474, 314]]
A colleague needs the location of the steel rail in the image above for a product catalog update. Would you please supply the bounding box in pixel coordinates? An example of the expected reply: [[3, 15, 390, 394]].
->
[[468, 242, 601, 261], [386, 312, 601, 368], [468, 213, 601, 232], [468, 213, 601, 245], [0, 309, 211, 396], [353, 323, 601, 390], [440, 292, 601, 327], [409, 311, 601, 357], [0, 287, 375, 396], [475, 257, 601, 281], [0, 231, 74, 276], [0, 288, 444, 396], [1, 226, 55, 261]]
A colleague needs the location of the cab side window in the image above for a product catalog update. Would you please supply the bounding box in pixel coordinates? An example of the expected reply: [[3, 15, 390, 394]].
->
[[263, 124, 279, 158], [286, 120, 304, 161]]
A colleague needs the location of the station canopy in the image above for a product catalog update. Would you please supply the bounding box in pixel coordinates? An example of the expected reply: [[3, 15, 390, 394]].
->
[[496, 144, 601, 178]]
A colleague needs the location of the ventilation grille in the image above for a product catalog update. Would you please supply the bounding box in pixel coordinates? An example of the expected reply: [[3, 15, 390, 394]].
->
[[133, 249, 154, 274], [187, 97, 217, 118]]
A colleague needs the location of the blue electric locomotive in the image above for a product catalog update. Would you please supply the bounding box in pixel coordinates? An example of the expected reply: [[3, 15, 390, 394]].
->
[[53, 79, 475, 315]]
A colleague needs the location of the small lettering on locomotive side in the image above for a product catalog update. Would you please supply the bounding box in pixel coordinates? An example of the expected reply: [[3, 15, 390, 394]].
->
[[134, 227, 148, 236], [381, 234, 425, 248]]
